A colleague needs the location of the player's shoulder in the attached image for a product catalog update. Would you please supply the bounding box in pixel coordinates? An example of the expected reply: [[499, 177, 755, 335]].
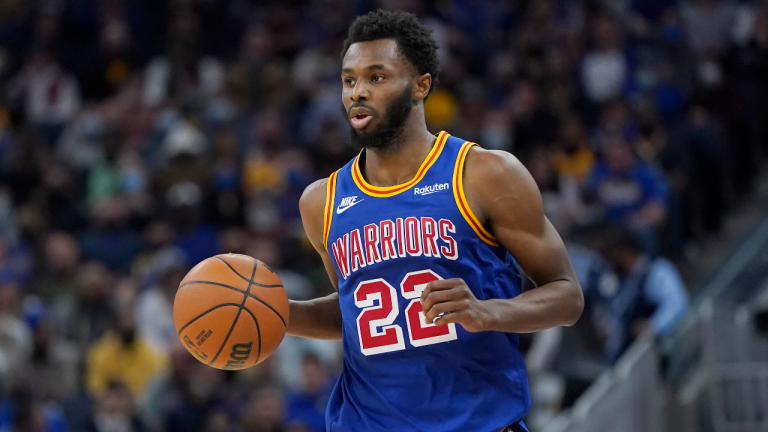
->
[[461, 145, 543, 220], [463, 146, 531, 186], [299, 177, 330, 216], [299, 177, 333, 248]]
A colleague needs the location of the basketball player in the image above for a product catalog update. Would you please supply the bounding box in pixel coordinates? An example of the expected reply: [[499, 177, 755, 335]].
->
[[287, 10, 584, 432]]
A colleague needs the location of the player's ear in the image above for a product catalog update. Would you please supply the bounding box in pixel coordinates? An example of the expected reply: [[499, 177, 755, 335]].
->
[[413, 73, 432, 102]]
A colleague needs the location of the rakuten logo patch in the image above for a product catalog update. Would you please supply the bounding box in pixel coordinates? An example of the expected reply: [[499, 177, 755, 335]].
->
[[414, 183, 450, 196]]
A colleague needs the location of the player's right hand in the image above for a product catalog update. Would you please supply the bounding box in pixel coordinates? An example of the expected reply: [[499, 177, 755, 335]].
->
[[420, 278, 495, 333]]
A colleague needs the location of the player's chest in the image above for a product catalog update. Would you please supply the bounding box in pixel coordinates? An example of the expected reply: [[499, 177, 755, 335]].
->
[[328, 196, 465, 282]]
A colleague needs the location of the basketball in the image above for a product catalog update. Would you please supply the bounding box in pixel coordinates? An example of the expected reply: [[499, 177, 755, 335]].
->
[[173, 254, 289, 370]]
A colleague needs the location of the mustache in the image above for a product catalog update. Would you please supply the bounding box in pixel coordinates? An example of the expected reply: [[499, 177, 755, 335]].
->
[[345, 102, 377, 117]]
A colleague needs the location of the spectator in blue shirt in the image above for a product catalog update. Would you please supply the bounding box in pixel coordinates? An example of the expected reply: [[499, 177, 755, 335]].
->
[[167, 182, 220, 267], [587, 133, 668, 254], [0, 391, 68, 432], [285, 353, 334, 432], [78, 197, 142, 275], [589, 226, 689, 362]]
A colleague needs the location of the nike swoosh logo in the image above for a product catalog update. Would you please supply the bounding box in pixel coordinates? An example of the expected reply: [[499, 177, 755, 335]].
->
[[336, 199, 364, 214]]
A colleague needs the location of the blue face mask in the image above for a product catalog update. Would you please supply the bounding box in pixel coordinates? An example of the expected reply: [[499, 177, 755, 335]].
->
[[81, 116, 104, 140], [213, 167, 238, 191], [636, 68, 659, 90], [155, 109, 179, 132], [0, 193, 15, 244], [663, 25, 682, 43], [122, 170, 146, 193], [206, 99, 235, 124]]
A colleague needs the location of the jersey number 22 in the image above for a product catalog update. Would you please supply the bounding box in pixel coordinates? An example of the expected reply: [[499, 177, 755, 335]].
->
[[354, 270, 458, 356]]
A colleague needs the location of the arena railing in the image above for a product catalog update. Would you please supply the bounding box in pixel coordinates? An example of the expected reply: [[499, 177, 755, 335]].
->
[[541, 212, 768, 432]]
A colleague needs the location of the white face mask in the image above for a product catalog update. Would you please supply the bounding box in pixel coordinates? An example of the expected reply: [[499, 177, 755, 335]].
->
[[698, 60, 723, 87], [94, 413, 132, 432]]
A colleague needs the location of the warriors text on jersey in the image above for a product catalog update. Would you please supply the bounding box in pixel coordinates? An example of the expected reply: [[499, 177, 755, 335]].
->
[[322, 131, 531, 432]]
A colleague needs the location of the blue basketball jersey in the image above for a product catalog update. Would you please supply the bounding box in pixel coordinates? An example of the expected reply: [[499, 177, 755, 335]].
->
[[322, 131, 531, 432]]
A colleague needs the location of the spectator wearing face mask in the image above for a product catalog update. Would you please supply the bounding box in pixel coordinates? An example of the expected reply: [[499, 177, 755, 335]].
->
[[579, 15, 629, 105], [240, 388, 287, 432], [0, 282, 32, 389], [28, 232, 81, 305], [59, 262, 116, 352], [285, 353, 334, 432], [0, 236, 32, 289], [527, 149, 587, 236], [85, 310, 168, 400], [12, 297, 79, 401], [135, 246, 187, 354], [5, 47, 81, 146], [204, 409, 238, 432], [0, 390, 67, 432], [551, 115, 595, 185], [165, 182, 220, 267], [590, 225, 689, 362], [85, 382, 147, 432], [78, 197, 143, 275], [161, 361, 229, 432], [586, 134, 668, 254]]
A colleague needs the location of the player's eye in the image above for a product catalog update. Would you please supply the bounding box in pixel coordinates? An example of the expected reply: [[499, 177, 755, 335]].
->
[[344, 78, 355, 86], [372, 75, 385, 82]]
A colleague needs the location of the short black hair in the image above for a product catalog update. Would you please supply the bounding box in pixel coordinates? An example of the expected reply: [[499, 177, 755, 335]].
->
[[342, 9, 441, 95]]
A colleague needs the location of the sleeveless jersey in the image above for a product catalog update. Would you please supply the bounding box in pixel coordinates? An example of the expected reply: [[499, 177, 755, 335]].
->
[[322, 131, 531, 432]]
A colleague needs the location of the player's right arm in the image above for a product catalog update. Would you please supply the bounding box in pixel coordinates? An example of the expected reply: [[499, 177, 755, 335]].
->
[[285, 178, 343, 341]]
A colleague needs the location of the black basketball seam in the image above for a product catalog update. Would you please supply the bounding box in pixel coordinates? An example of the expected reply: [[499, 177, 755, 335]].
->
[[179, 280, 287, 327], [179, 280, 283, 291], [214, 256, 282, 287], [177, 303, 242, 335], [208, 260, 258, 366], [240, 307, 262, 365]]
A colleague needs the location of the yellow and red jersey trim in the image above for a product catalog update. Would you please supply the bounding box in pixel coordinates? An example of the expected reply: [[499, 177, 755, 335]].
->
[[322, 170, 339, 251], [351, 131, 449, 198], [453, 142, 500, 247]]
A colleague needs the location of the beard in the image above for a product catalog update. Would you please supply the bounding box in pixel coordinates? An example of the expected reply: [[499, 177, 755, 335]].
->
[[342, 84, 414, 152]]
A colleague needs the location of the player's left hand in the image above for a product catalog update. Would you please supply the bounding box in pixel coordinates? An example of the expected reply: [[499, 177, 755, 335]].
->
[[420, 278, 494, 333]]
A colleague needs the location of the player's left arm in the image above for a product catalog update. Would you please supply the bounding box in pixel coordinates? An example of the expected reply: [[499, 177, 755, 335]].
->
[[421, 147, 584, 333]]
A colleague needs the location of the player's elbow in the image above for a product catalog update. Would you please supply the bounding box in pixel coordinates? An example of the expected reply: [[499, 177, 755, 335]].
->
[[561, 281, 584, 327]]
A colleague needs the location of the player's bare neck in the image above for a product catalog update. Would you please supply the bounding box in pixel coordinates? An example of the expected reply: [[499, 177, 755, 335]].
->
[[363, 126, 436, 187]]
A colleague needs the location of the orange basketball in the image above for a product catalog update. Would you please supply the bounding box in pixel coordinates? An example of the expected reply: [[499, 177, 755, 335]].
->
[[173, 253, 289, 370]]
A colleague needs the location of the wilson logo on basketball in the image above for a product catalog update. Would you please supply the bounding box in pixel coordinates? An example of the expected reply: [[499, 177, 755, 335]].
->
[[223, 342, 253, 370]]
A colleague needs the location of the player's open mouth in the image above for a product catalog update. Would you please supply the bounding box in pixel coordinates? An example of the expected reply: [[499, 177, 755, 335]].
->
[[350, 113, 373, 129]]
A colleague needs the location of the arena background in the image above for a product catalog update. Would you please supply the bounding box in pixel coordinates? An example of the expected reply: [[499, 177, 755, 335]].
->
[[0, 0, 767, 431]]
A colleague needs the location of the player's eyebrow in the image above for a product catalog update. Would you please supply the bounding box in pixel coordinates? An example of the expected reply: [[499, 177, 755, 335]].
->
[[341, 64, 387, 74]]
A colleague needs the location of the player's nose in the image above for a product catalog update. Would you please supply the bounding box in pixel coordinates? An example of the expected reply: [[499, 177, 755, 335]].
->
[[351, 80, 370, 102]]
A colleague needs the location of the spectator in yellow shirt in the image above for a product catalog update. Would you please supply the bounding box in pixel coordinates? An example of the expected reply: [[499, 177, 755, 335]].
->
[[551, 115, 595, 184], [85, 310, 168, 399]]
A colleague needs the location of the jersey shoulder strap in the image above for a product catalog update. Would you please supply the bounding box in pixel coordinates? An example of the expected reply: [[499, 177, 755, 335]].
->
[[451, 140, 499, 246], [322, 170, 340, 251]]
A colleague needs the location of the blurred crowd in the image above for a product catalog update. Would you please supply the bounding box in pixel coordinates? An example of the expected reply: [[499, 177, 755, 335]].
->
[[0, 0, 766, 430]]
